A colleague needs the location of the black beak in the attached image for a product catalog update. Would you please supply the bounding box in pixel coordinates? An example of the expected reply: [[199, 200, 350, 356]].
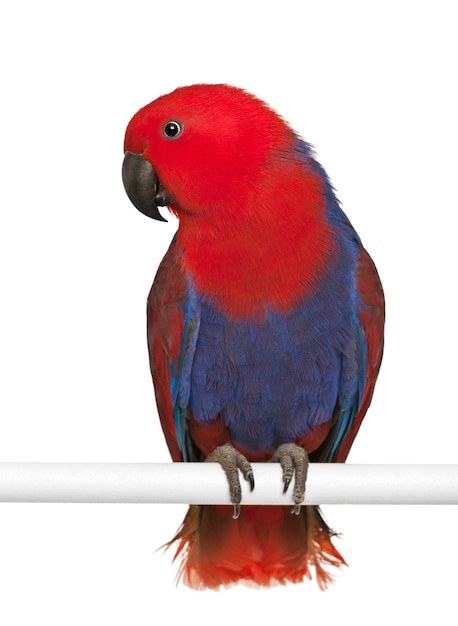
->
[[122, 152, 172, 222]]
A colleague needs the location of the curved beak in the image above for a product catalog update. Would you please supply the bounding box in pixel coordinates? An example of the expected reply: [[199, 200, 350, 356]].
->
[[122, 152, 172, 222]]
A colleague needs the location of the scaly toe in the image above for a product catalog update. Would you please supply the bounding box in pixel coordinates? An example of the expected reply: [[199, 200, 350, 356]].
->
[[270, 443, 309, 513], [206, 444, 255, 516]]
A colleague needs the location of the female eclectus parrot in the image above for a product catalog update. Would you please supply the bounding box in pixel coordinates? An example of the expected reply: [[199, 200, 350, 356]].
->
[[122, 84, 384, 590]]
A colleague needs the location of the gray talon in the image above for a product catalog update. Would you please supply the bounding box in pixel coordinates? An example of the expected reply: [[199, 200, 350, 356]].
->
[[270, 443, 309, 513], [206, 444, 254, 516]]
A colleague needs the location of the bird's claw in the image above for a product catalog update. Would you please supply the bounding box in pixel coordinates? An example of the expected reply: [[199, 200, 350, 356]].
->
[[206, 444, 254, 519], [270, 443, 309, 514]]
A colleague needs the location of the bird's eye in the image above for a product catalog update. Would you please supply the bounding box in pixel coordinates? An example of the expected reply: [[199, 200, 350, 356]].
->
[[163, 120, 183, 139]]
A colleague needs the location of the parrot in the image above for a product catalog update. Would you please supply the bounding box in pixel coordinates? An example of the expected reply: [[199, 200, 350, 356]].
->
[[122, 84, 385, 590]]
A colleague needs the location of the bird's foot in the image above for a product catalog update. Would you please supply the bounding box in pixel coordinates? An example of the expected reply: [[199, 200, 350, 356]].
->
[[206, 444, 255, 519], [270, 443, 309, 515]]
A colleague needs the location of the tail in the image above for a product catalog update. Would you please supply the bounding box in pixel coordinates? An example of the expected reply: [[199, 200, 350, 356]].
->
[[166, 504, 345, 590]]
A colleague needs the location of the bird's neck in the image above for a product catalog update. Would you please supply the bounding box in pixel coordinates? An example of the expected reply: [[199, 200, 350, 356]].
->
[[176, 160, 338, 320]]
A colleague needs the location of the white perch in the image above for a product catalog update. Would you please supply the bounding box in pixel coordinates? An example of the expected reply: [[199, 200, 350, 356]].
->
[[0, 463, 457, 505]]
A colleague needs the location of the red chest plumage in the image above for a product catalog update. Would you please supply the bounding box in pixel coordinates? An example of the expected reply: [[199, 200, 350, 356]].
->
[[175, 159, 338, 320]]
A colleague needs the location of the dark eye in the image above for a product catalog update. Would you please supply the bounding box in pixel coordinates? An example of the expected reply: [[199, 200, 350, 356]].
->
[[163, 120, 183, 139]]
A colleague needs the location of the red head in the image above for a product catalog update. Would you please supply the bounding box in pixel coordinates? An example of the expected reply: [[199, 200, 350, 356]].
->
[[123, 84, 336, 318], [123, 84, 294, 222]]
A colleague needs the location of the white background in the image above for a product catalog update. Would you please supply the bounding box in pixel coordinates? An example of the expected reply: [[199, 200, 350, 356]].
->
[[0, 1, 457, 623]]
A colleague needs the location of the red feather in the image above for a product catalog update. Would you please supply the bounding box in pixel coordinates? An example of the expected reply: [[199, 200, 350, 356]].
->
[[169, 505, 345, 590]]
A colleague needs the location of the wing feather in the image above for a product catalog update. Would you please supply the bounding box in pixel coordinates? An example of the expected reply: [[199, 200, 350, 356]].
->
[[147, 238, 200, 461], [311, 246, 385, 462]]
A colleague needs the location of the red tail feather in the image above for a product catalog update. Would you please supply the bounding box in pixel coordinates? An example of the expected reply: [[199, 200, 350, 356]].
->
[[167, 504, 345, 590]]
